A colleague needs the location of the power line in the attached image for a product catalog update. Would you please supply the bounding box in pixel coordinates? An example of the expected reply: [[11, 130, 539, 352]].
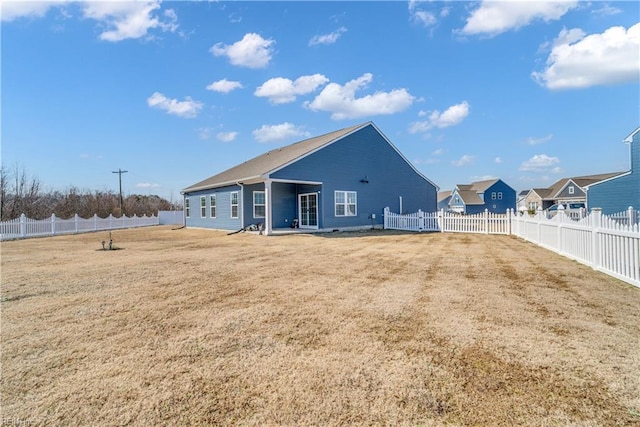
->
[[112, 168, 128, 215]]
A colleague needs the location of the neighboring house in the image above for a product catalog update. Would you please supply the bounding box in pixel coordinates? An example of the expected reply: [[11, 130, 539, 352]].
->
[[181, 122, 438, 234], [516, 190, 529, 213], [586, 126, 640, 214], [437, 191, 452, 211], [524, 172, 623, 213], [447, 179, 516, 214]]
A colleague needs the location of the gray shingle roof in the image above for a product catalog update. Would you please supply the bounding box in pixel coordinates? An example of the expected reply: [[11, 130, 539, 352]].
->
[[456, 190, 484, 205], [183, 122, 367, 193]]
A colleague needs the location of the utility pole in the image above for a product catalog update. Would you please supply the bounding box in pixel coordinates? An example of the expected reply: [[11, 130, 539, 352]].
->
[[112, 168, 128, 216]]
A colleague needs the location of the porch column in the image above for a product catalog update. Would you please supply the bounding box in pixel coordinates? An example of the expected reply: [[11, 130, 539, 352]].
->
[[265, 179, 272, 235]]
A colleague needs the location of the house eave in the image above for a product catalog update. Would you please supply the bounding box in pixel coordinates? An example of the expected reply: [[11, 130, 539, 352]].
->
[[584, 171, 631, 189], [182, 175, 262, 194], [623, 126, 640, 143]]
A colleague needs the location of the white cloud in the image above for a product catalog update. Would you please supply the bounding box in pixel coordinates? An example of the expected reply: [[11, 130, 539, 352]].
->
[[198, 128, 212, 140], [409, 101, 470, 134], [532, 23, 640, 90], [495, 157, 503, 164], [591, 4, 622, 17], [304, 73, 414, 120], [82, 1, 177, 42], [408, 1, 437, 27], [526, 134, 553, 145], [210, 33, 274, 69], [216, 131, 238, 143], [147, 92, 202, 118], [471, 175, 498, 182], [255, 74, 329, 104], [136, 182, 161, 189], [452, 155, 475, 167], [2, 0, 178, 40], [309, 27, 347, 46], [519, 154, 560, 171], [252, 123, 310, 143], [1, 0, 70, 21], [206, 79, 244, 93], [460, 1, 578, 37]]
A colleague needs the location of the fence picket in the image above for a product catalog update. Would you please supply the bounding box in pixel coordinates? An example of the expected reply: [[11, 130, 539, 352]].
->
[[0, 213, 158, 241], [384, 207, 640, 288]]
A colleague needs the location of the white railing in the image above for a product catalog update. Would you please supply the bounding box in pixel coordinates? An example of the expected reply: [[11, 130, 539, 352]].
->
[[606, 206, 639, 226], [383, 208, 511, 235], [384, 207, 640, 288], [383, 209, 440, 232], [0, 213, 159, 241], [512, 209, 639, 288]]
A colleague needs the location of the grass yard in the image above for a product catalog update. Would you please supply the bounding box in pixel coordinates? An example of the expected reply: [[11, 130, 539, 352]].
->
[[1, 226, 639, 426]]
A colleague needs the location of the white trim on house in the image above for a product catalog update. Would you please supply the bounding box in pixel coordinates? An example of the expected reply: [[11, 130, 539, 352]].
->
[[585, 171, 632, 189], [253, 191, 265, 218], [210, 194, 216, 218], [200, 196, 206, 218], [334, 190, 357, 217], [298, 192, 319, 229], [230, 191, 239, 219]]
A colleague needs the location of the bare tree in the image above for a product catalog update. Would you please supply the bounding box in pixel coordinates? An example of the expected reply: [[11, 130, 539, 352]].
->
[[0, 165, 181, 220]]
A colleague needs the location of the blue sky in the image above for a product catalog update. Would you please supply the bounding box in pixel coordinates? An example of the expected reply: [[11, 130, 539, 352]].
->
[[2, 1, 639, 203]]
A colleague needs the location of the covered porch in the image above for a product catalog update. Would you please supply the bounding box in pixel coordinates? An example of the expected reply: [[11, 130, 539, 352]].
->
[[245, 178, 323, 235]]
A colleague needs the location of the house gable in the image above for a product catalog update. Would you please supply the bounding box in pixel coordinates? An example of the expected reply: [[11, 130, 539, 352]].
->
[[586, 126, 640, 214], [270, 123, 438, 227], [449, 179, 516, 213], [555, 179, 586, 200]]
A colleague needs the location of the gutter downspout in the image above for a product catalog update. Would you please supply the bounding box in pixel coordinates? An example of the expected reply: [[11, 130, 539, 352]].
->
[[183, 193, 187, 227], [236, 182, 244, 229], [264, 179, 272, 235]]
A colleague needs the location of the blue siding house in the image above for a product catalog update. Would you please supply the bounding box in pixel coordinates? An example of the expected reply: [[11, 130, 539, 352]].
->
[[586, 126, 640, 214], [182, 122, 438, 234], [447, 179, 516, 214]]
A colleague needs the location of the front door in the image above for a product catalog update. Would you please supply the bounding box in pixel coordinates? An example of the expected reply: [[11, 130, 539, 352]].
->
[[298, 193, 318, 228]]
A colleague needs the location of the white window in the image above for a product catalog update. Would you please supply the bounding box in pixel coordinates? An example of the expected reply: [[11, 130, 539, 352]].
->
[[568, 186, 575, 195], [335, 191, 357, 216], [253, 191, 265, 218], [200, 196, 206, 218], [498, 192, 503, 200], [491, 192, 497, 200], [230, 192, 239, 218], [185, 198, 190, 218], [210, 195, 216, 218]]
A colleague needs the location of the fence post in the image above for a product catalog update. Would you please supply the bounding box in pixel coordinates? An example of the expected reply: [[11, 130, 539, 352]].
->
[[51, 213, 56, 236], [383, 207, 389, 229], [94, 214, 98, 231], [557, 210, 564, 255], [484, 209, 489, 234], [418, 209, 423, 231], [20, 213, 26, 237], [628, 206, 635, 226], [74, 214, 79, 233], [591, 208, 602, 269]]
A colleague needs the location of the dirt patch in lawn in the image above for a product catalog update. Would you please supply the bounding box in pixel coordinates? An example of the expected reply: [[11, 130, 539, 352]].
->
[[1, 226, 639, 426]]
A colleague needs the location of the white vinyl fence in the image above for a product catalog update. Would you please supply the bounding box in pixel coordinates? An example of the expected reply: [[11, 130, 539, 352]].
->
[[0, 213, 158, 241], [383, 208, 511, 235], [385, 207, 640, 288], [512, 208, 639, 288], [158, 210, 184, 225]]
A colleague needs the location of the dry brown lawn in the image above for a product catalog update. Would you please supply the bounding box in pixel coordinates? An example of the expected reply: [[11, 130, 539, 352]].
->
[[1, 226, 639, 426]]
